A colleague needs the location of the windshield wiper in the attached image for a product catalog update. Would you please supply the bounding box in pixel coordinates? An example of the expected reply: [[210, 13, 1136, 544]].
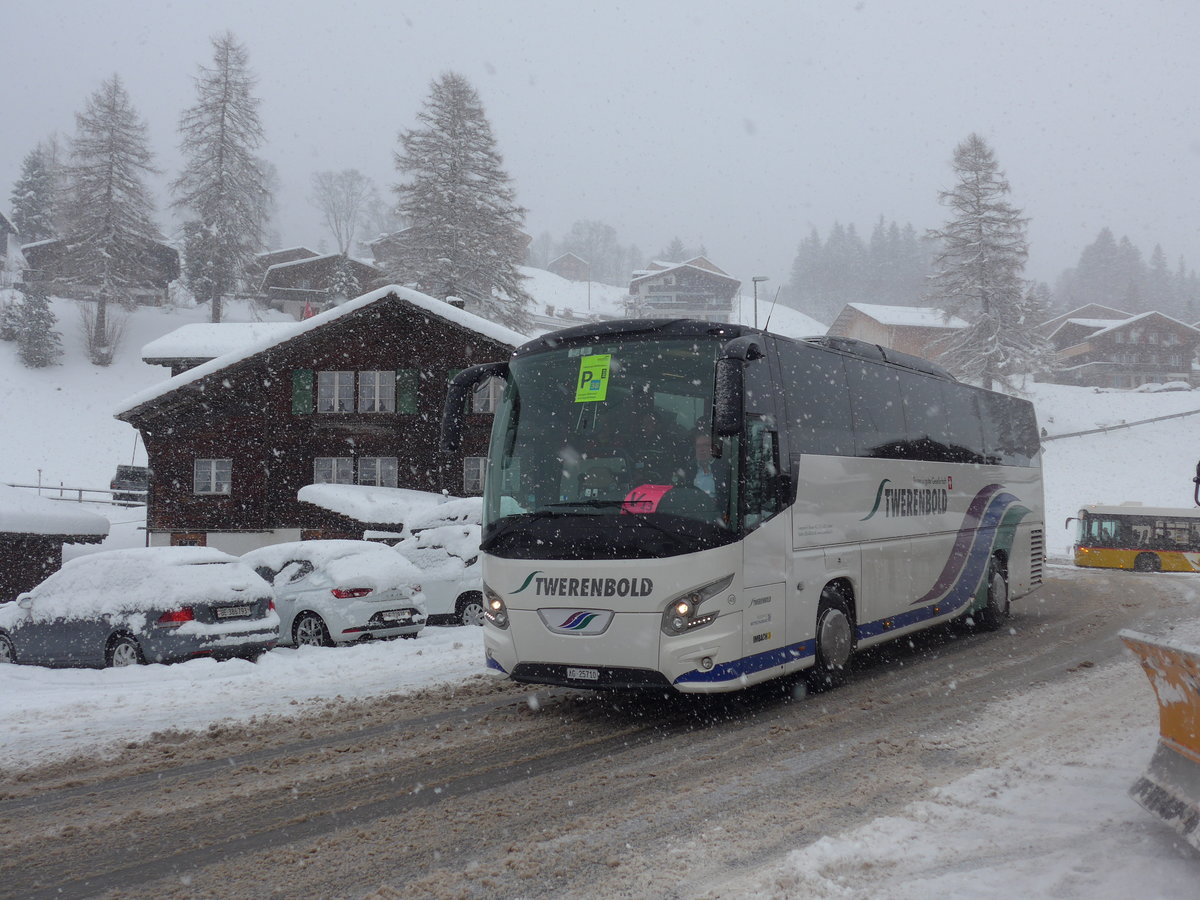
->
[[544, 499, 628, 510]]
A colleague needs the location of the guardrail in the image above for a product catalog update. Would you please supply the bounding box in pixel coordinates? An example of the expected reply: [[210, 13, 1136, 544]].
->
[[1042, 406, 1200, 442], [4, 482, 146, 507]]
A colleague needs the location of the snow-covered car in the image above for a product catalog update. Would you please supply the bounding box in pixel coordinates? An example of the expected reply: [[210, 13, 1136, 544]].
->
[[394, 498, 484, 626], [0, 546, 279, 668], [241, 540, 427, 646]]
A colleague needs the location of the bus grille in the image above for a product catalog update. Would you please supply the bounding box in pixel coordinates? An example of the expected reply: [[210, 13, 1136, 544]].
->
[[1030, 529, 1044, 586]]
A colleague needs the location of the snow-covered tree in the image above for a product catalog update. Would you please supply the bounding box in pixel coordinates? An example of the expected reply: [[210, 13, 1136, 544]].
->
[[925, 134, 1048, 390], [311, 170, 376, 256], [9, 141, 61, 242], [16, 282, 62, 368], [59, 74, 160, 365], [173, 32, 270, 323], [391, 72, 531, 331], [327, 255, 361, 302]]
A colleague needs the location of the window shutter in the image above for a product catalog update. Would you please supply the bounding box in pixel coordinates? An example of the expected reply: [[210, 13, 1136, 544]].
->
[[396, 369, 419, 414], [292, 369, 314, 414]]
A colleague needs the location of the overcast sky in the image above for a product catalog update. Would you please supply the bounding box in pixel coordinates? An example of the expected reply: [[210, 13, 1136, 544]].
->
[[3, 0, 1198, 290]]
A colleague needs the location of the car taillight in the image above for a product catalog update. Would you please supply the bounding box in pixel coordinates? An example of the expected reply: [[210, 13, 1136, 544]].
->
[[331, 587, 373, 599], [156, 607, 195, 626], [269, 598, 276, 611]]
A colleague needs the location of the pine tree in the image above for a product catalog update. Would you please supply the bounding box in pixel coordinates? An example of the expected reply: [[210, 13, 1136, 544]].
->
[[327, 255, 361, 302], [9, 143, 59, 242], [391, 72, 531, 331], [59, 74, 160, 365], [15, 282, 62, 368], [173, 32, 270, 323], [925, 134, 1046, 390]]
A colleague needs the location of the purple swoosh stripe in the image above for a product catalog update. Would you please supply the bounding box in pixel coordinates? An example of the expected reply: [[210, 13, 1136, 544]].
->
[[914, 484, 1005, 604], [924, 492, 1021, 610], [560, 612, 589, 629]]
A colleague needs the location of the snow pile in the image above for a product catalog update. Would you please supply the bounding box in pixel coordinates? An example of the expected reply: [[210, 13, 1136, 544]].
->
[[297, 483, 456, 526], [0, 483, 110, 537]]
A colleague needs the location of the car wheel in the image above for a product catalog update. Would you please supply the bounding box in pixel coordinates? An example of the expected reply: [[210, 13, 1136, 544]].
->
[[973, 558, 1010, 631], [0, 634, 15, 664], [106, 634, 144, 668], [807, 584, 855, 691], [458, 593, 485, 627], [293, 612, 333, 647]]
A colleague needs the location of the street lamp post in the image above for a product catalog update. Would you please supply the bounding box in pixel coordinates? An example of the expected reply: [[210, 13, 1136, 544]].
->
[[752, 276, 769, 328]]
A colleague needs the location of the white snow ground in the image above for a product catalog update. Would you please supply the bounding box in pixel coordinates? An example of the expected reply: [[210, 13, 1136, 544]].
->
[[2, 284, 1200, 895]]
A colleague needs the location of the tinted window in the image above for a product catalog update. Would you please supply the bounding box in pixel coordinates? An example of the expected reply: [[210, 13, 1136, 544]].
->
[[941, 384, 987, 463], [845, 359, 906, 458], [776, 342, 854, 456], [981, 392, 1040, 466]]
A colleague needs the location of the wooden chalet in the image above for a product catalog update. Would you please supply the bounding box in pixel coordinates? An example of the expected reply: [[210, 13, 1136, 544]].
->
[[626, 257, 740, 322], [1036, 304, 1131, 337], [547, 252, 590, 282], [20, 237, 179, 304], [1040, 310, 1200, 389], [0, 211, 23, 288], [243, 247, 320, 293], [115, 286, 525, 553], [0, 485, 109, 602], [260, 254, 384, 317], [826, 303, 967, 361]]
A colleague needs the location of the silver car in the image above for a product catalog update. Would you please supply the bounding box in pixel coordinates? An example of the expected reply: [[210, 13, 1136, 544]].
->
[[0, 547, 279, 668]]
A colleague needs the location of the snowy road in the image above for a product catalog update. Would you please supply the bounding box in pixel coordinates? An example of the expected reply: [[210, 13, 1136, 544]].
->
[[1, 567, 1194, 899]]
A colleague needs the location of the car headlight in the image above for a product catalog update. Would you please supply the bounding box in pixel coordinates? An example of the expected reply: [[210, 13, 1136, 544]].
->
[[660, 574, 734, 636], [483, 583, 510, 630]]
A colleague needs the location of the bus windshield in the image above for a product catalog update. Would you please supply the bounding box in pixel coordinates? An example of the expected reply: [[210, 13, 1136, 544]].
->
[[482, 335, 739, 559]]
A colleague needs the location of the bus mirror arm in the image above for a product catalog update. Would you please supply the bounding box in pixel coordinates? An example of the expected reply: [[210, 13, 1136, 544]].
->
[[440, 361, 510, 453], [1194, 459, 1200, 507]]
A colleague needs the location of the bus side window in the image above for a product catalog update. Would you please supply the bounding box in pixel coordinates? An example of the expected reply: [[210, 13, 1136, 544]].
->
[[744, 416, 781, 531]]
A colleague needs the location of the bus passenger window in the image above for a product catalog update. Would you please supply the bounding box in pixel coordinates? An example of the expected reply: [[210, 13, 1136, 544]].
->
[[744, 417, 781, 531]]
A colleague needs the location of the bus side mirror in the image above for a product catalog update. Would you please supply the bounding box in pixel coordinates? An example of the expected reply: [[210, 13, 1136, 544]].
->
[[441, 361, 509, 453], [1194, 459, 1200, 507], [711, 336, 764, 453]]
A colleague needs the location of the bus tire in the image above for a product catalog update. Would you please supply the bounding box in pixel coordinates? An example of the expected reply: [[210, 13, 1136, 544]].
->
[[974, 558, 1010, 631], [807, 585, 855, 691], [1133, 553, 1161, 573]]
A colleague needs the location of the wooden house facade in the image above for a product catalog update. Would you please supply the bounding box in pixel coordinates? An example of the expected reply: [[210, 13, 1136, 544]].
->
[[1041, 310, 1200, 388], [260, 254, 384, 315], [626, 257, 741, 322], [547, 252, 590, 282], [115, 286, 524, 554], [0, 486, 109, 602], [826, 303, 968, 361], [20, 237, 179, 303]]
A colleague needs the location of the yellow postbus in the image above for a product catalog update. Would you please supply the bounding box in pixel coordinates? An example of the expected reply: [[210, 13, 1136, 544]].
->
[[1072, 505, 1200, 572]]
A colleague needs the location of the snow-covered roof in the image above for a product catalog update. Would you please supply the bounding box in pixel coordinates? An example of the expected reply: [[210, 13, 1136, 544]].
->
[[847, 303, 968, 329], [629, 258, 738, 286], [1081, 310, 1200, 340], [141, 322, 300, 362], [255, 246, 318, 260], [297, 484, 459, 526], [0, 484, 110, 538], [263, 252, 379, 274], [114, 286, 527, 418]]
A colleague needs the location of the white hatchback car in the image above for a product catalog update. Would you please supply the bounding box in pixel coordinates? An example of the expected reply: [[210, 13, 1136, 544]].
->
[[241, 541, 426, 646], [394, 498, 483, 626]]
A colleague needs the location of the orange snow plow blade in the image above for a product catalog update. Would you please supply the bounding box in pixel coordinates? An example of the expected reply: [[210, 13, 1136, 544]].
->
[[1121, 629, 1200, 850]]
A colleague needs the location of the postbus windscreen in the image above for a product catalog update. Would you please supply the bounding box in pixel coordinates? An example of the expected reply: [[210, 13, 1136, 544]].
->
[[482, 335, 739, 559]]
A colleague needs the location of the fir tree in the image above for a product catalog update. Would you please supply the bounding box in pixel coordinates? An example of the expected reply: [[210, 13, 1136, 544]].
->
[[15, 283, 62, 368], [925, 134, 1047, 390], [391, 72, 531, 331], [327, 255, 361, 302], [173, 32, 270, 323], [59, 74, 160, 365], [9, 143, 59, 242]]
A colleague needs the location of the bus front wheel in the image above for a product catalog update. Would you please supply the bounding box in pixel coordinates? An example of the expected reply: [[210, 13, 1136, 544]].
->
[[1133, 553, 1161, 573], [807, 585, 855, 691]]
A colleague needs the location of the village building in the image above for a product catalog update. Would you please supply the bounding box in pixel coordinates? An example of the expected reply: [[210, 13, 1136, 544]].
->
[[260, 253, 384, 318], [625, 257, 741, 322], [0, 485, 109, 602], [546, 252, 590, 282], [1039, 309, 1200, 389], [242, 247, 320, 294], [20, 237, 180, 304], [826, 303, 967, 362], [0, 211, 24, 288], [115, 286, 524, 554]]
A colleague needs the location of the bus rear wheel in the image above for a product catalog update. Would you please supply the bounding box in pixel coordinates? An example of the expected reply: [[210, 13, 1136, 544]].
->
[[807, 585, 855, 691], [973, 558, 1010, 631], [1133, 553, 1161, 573]]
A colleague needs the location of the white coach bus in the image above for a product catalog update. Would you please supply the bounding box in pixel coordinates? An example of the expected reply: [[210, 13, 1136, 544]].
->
[[442, 319, 1044, 693]]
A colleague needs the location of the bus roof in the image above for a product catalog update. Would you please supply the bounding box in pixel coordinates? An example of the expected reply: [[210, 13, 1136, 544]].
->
[[1080, 504, 1200, 518]]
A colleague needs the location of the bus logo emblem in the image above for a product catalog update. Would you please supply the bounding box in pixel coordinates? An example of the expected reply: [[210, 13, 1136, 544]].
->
[[538, 608, 615, 635]]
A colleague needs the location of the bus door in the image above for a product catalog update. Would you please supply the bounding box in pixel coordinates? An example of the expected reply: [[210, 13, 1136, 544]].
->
[[741, 416, 788, 665]]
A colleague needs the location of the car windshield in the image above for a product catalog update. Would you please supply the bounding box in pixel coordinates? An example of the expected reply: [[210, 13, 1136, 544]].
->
[[483, 335, 738, 558]]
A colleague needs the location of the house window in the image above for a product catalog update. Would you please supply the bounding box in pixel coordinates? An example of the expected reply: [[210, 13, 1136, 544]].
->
[[472, 376, 504, 414], [194, 459, 232, 495], [464, 457, 487, 494], [358, 457, 398, 487], [359, 371, 396, 413], [317, 371, 355, 412], [314, 457, 353, 484]]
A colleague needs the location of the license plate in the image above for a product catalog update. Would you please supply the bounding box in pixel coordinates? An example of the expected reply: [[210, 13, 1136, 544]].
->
[[380, 610, 410, 622], [215, 605, 252, 619], [566, 666, 600, 681]]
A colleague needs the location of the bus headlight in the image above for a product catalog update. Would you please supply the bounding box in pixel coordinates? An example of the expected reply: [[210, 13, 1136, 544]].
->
[[661, 574, 734, 636], [483, 583, 510, 630]]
